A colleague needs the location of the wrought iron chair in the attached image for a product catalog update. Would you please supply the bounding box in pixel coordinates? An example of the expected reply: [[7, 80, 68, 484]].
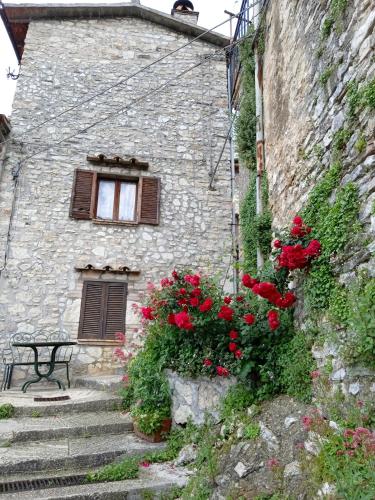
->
[[1, 330, 73, 391]]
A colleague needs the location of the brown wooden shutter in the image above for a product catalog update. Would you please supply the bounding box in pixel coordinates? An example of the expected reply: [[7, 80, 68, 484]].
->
[[78, 281, 104, 339], [103, 282, 127, 339], [70, 170, 96, 220], [78, 281, 127, 340], [138, 177, 161, 225]]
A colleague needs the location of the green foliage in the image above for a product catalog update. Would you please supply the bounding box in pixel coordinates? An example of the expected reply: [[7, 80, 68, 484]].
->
[[220, 383, 255, 420], [340, 278, 375, 367], [328, 284, 350, 327], [278, 330, 316, 403], [235, 36, 256, 171], [347, 78, 375, 121], [355, 133, 367, 154], [321, 17, 334, 39], [240, 172, 272, 275], [319, 66, 334, 86], [308, 430, 375, 499], [302, 162, 360, 312], [0, 404, 14, 420], [244, 422, 260, 440], [332, 128, 352, 155], [87, 457, 139, 483]]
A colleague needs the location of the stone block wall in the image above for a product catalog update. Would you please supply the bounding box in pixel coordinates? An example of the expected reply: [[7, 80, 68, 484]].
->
[[261, 0, 374, 398], [0, 15, 232, 376]]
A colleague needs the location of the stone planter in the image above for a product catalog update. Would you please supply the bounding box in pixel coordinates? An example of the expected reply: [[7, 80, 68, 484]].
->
[[166, 369, 237, 425]]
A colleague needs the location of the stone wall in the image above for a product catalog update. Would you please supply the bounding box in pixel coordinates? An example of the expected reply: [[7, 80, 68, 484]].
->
[[166, 370, 237, 425], [262, 0, 374, 398], [0, 14, 232, 376]]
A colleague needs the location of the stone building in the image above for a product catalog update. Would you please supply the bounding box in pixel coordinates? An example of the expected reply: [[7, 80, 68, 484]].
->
[[0, 115, 11, 177], [0, 1, 232, 376]]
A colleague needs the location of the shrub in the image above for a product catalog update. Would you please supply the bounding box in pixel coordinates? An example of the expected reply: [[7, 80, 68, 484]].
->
[[87, 457, 139, 483], [0, 404, 14, 420]]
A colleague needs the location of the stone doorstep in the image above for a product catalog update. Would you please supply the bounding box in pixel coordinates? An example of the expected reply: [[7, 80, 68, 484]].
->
[[0, 411, 133, 443], [73, 374, 124, 393], [0, 463, 190, 500], [0, 432, 165, 475], [0, 389, 123, 417]]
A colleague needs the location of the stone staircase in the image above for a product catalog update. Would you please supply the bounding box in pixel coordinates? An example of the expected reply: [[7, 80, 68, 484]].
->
[[0, 389, 189, 499]]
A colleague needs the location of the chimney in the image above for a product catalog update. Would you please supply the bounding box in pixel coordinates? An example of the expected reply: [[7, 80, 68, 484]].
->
[[171, 1, 199, 25]]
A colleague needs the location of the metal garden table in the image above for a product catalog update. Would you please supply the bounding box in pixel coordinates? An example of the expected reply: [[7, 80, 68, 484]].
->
[[12, 341, 77, 393]]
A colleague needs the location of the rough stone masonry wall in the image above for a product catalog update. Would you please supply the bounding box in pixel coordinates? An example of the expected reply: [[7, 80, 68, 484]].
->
[[0, 16, 231, 377], [262, 0, 374, 398]]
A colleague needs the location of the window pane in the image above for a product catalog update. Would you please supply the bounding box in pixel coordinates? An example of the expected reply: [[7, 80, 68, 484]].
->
[[119, 182, 137, 221], [97, 180, 115, 219]]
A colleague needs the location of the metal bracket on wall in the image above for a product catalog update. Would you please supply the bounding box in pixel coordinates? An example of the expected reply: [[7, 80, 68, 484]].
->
[[74, 264, 141, 276]]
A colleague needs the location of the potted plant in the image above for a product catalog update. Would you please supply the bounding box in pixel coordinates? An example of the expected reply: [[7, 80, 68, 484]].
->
[[131, 408, 172, 443]]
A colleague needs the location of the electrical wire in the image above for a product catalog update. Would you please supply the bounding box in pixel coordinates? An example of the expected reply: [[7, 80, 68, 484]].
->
[[0, 0, 261, 147]]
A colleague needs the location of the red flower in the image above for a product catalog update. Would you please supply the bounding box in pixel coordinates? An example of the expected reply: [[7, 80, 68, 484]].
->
[[235, 349, 243, 359], [266, 458, 280, 469], [276, 292, 296, 309], [191, 288, 202, 297], [252, 282, 282, 305], [310, 370, 320, 379], [174, 311, 194, 330], [267, 310, 280, 330], [274, 239, 282, 249], [203, 359, 213, 367], [242, 274, 258, 289], [141, 307, 155, 320], [161, 278, 173, 288], [190, 297, 200, 307], [216, 366, 230, 377], [229, 330, 239, 340], [179, 288, 187, 295], [236, 296, 245, 302], [278, 244, 308, 270], [229, 342, 237, 352], [304, 239, 321, 258], [184, 274, 200, 287], [199, 298, 213, 313], [168, 313, 176, 325], [224, 296, 232, 304], [293, 216, 303, 226], [172, 270, 179, 281], [140, 461, 150, 468], [178, 298, 188, 307], [218, 305, 234, 321], [244, 313, 256, 325], [291, 225, 306, 238]]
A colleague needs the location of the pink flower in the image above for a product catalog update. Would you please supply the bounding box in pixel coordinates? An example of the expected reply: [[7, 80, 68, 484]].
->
[[234, 349, 243, 359], [203, 359, 213, 367], [266, 458, 280, 469], [302, 416, 313, 431], [115, 332, 126, 343], [184, 274, 201, 287], [147, 282, 156, 292], [122, 374, 129, 383], [140, 461, 151, 468], [310, 370, 320, 379]]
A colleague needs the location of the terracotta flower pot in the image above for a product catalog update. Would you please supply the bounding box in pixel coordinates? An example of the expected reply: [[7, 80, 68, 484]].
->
[[133, 418, 172, 443]]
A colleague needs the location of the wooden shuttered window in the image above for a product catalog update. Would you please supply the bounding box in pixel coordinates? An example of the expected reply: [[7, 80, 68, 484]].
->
[[78, 281, 127, 341], [138, 177, 161, 225], [70, 170, 96, 220], [70, 169, 161, 225]]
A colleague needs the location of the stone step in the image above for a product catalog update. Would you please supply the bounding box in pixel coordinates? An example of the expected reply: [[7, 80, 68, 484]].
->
[[0, 432, 165, 475], [73, 374, 124, 393], [0, 463, 189, 499], [0, 411, 133, 443], [0, 389, 122, 417]]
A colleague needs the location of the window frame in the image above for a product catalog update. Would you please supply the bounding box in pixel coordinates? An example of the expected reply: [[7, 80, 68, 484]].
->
[[95, 175, 138, 223]]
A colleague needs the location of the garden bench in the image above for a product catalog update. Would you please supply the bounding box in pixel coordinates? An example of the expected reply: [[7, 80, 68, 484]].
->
[[1, 330, 73, 391]]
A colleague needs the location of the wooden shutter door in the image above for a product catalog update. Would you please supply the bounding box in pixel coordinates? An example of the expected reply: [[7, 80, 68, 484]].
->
[[78, 281, 105, 339], [103, 282, 127, 339], [70, 170, 96, 220], [138, 177, 161, 225]]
